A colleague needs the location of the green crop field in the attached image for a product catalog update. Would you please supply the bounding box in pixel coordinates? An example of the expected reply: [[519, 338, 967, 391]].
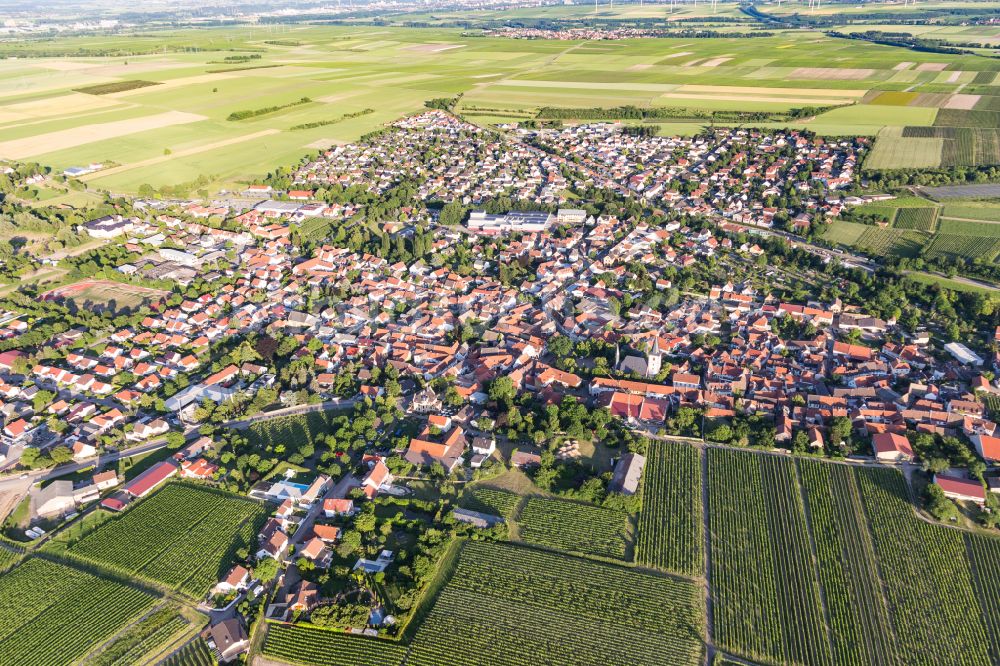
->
[[69, 483, 266, 597], [937, 218, 1000, 237], [822, 220, 869, 246], [0, 557, 157, 666], [90, 606, 190, 666], [942, 203, 1000, 221], [636, 441, 703, 575], [856, 467, 991, 665], [2, 23, 999, 193], [517, 496, 631, 559], [406, 541, 705, 666], [864, 127, 943, 169], [708, 449, 831, 666], [263, 624, 409, 666], [461, 487, 522, 520], [923, 234, 1000, 261], [893, 207, 939, 231], [161, 638, 215, 666], [243, 407, 350, 451], [705, 447, 1000, 666], [797, 460, 897, 666], [855, 227, 929, 258]]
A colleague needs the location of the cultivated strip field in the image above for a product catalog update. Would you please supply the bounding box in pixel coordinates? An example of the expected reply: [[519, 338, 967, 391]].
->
[[0, 557, 156, 666], [406, 541, 705, 666], [69, 483, 267, 597], [636, 440, 703, 575], [517, 495, 631, 559], [708, 449, 831, 666], [707, 448, 1000, 666], [263, 624, 409, 666]]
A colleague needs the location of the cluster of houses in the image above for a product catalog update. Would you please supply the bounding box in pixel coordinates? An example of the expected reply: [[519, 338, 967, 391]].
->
[[5, 111, 997, 546], [526, 124, 868, 233], [482, 27, 686, 40], [291, 110, 570, 207]]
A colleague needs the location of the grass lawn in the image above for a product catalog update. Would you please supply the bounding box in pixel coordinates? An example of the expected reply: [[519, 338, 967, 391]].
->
[[904, 271, 999, 295]]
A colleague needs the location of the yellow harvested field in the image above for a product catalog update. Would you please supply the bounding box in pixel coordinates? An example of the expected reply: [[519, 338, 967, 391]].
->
[[915, 62, 948, 71], [0, 92, 125, 125], [0, 110, 206, 159], [893, 62, 914, 71], [658, 51, 693, 60], [32, 60, 94, 71], [676, 84, 866, 98], [701, 57, 733, 67], [500, 79, 678, 92], [789, 67, 875, 80], [406, 43, 465, 53], [82, 128, 278, 181], [109, 72, 241, 96], [944, 94, 981, 110], [628, 64, 653, 71], [660, 92, 853, 105], [81, 60, 188, 77]]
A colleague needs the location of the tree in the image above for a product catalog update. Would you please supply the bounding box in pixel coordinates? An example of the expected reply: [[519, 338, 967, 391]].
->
[[165, 431, 187, 449], [354, 511, 376, 533], [488, 376, 516, 407], [925, 483, 960, 522], [254, 557, 280, 582], [547, 335, 573, 359], [49, 445, 74, 464], [32, 390, 55, 413]]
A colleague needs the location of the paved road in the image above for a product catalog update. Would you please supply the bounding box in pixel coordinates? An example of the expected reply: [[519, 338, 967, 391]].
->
[[224, 397, 359, 430], [0, 439, 168, 492]]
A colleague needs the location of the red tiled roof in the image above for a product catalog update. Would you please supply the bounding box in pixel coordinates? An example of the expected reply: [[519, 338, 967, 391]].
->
[[872, 432, 913, 458], [123, 461, 177, 497]]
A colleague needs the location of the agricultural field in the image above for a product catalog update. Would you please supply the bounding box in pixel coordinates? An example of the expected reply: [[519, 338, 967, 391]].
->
[[0, 545, 22, 573], [942, 202, 1000, 221], [707, 449, 1000, 666], [243, 407, 349, 451], [864, 127, 942, 169], [892, 207, 939, 232], [461, 486, 522, 520], [854, 227, 928, 258], [68, 483, 267, 597], [822, 220, 869, 246], [89, 606, 191, 666], [636, 440, 703, 575], [856, 467, 991, 666], [797, 460, 896, 666], [4, 24, 1000, 194], [406, 541, 705, 666], [160, 638, 215, 666], [262, 624, 409, 666], [923, 234, 1000, 262], [0, 557, 157, 666], [517, 495, 631, 559], [707, 449, 831, 666], [966, 534, 1000, 663]]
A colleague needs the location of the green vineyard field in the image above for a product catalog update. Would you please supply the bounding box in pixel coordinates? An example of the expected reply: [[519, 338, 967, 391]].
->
[[69, 483, 266, 597], [636, 440, 703, 575]]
